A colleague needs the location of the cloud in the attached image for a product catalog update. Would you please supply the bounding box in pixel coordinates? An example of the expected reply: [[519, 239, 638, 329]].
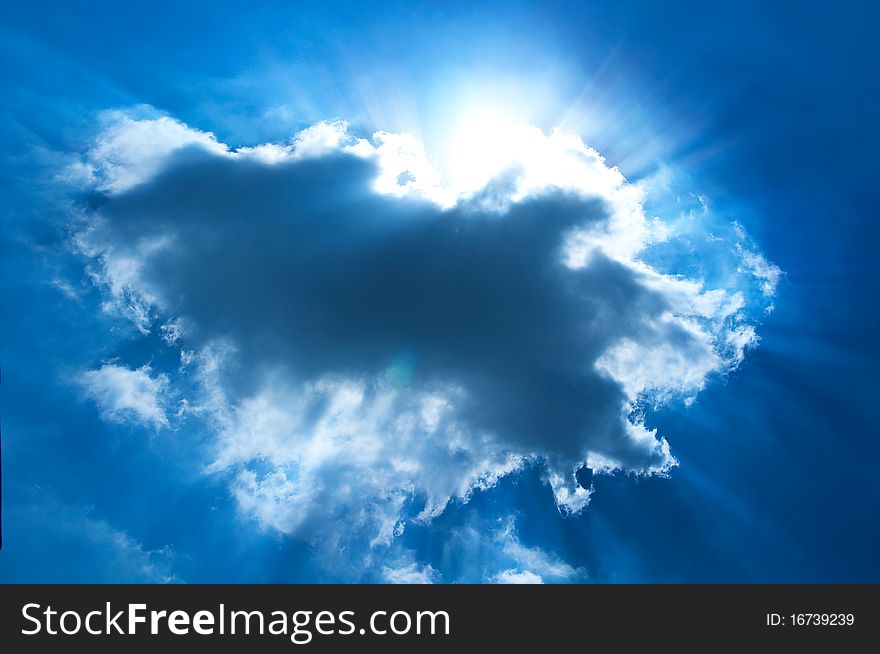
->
[[734, 222, 783, 301], [79, 363, 170, 428], [5, 492, 178, 583], [74, 514, 178, 583], [194, 351, 524, 552], [67, 110, 778, 566], [489, 518, 587, 583], [382, 562, 439, 584], [435, 515, 587, 583], [68, 109, 229, 194], [495, 569, 544, 584]]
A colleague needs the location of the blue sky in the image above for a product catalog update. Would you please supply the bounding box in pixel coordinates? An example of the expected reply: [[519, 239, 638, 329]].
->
[[1, 1, 877, 583]]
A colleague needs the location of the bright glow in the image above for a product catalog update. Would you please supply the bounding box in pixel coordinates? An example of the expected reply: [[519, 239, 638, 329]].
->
[[433, 100, 633, 210], [446, 111, 524, 191]]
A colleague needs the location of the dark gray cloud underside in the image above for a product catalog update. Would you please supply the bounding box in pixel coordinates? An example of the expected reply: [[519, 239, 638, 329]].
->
[[94, 149, 687, 466]]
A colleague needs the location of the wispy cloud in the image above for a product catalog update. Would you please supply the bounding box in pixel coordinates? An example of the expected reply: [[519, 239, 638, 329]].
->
[[79, 363, 170, 428], [6, 492, 179, 583], [489, 518, 587, 583], [382, 562, 439, 584]]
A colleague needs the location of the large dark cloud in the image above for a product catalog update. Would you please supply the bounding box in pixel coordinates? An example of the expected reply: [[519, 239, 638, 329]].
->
[[68, 114, 780, 565], [89, 146, 681, 469]]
